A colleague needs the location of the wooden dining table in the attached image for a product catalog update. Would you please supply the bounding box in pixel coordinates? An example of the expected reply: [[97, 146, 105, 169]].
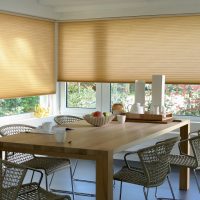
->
[[0, 119, 190, 200]]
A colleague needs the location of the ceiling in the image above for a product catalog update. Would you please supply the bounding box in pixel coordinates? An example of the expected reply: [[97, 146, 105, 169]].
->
[[37, 0, 200, 20], [39, 0, 146, 6], [1, 0, 200, 20]]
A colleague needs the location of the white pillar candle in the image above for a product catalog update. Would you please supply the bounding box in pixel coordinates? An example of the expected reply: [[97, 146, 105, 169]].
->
[[135, 80, 145, 106], [152, 75, 165, 113]]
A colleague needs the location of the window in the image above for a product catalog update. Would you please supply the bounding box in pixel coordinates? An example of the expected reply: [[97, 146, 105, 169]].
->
[[67, 82, 96, 108], [111, 83, 200, 116], [61, 82, 200, 117], [0, 13, 55, 99], [0, 96, 39, 117], [111, 83, 135, 111], [165, 84, 200, 116], [60, 82, 102, 116]]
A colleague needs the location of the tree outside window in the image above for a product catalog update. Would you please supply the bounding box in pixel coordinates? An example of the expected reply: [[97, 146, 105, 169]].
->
[[111, 84, 200, 116], [65, 82, 200, 117], [0, 96, 39, 117], [67, 82, 96, 108]]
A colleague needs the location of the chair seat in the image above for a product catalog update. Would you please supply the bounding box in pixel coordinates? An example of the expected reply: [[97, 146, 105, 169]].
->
[[23, 157, 70, 175], [114, 166, 148, 186], [17, 183, 71, 200], [169, 155, 197, 169]]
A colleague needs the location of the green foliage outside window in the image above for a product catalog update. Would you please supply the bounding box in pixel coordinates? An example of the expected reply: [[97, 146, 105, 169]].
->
[[0, 96, 39, 117], [165, 84, 200, 116], [67, 82, 96, 108], [111, 83, 200, 116], [111, 83, 135, 111], [67, 82, 200, 116]]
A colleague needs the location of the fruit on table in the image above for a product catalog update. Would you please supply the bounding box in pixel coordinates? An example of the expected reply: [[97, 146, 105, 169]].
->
[[92, 111, 103, 117], [103, 112, 111, 117]]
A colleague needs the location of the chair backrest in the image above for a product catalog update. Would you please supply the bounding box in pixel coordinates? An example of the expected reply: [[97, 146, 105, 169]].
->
[[54, 115, 83, 125], [0, 124, 35, 164], [190, 135, 200, 167], [0, 159, 27, 200], [138, 137, 178, 186]]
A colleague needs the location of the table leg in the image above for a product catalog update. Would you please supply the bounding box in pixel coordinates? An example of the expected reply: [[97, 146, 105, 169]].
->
[[179, 123, 190, 190], [96, 151, 113, 200]]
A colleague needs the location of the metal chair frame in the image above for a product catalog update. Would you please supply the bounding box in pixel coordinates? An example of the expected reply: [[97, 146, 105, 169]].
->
[[0, 124, 74, 200], [170, 130, 200, 193], [54, 115, 96, 197], [0, 159, 71, 200], [114, 137, 179, 200]]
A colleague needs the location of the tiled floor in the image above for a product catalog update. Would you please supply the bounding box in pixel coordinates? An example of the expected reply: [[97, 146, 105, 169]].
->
[[28, 160, 199, 200]]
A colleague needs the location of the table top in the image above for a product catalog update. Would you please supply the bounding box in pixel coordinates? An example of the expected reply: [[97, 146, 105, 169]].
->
[[0, 120, 189, 158]]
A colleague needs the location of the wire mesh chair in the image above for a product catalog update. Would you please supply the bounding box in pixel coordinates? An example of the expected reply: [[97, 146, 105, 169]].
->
[[54, 115, 83, 126], [113, 137, 179, 200], [0, 159, 71, 200], [0, 124, 74, 200], [170, 130, 200, 192]]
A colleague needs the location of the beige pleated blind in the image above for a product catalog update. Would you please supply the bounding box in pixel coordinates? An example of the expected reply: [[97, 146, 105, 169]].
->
[[58, 15, 200, 84], [0, 13, 55, 99]]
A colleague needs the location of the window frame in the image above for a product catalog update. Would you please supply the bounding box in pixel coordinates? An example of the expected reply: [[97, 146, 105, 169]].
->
[[59, 82, 200, 121], [60, 82, 109, 116]]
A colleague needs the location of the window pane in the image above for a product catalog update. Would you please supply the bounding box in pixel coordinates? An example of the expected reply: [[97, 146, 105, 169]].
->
[[111, 83, 200, 116], [145, 84, 200, 116], [111, 83, 135, 111], [165, 84, 200, 116], [0, 96, 39, 117], [67, 82, 96, 108]]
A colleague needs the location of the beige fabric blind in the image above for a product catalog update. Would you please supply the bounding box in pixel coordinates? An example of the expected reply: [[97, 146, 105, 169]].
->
[[58, 15, 200, 84], [0, 13, 55, 99]]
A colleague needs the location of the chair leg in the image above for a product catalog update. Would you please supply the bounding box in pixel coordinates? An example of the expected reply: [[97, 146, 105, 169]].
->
[[155, 187, 158, 199], [113, 179, 116, 188], [193, 169, 200, 193], [48, 172, 55, 189], [45, 174, 49, 191], [146, 188, 149, 197], [143, 187, 148, 200], [70, 165, 75, 200], [119, 181, 123, 200], [167, 176, 175, 200], [72, 159, 96, 184], [30, 170, 35, 183], [72, 159, 78, 178], [50, 164, 95, 198]]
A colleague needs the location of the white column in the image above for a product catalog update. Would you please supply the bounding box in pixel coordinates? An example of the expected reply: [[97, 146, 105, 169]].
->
[[152, 75, 165, 113], [135, 80, 145, 106]]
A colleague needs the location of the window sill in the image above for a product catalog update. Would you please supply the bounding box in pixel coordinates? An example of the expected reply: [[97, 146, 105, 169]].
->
[[0, 113, 55, 127], [174, 115, 200, 122]]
